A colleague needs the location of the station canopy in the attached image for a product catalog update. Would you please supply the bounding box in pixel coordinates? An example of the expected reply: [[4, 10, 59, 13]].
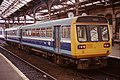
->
[[0, 0, 119, 21]]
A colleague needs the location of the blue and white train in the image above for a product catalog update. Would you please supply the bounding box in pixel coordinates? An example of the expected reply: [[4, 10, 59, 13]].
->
[[5, 16, 112, 69]]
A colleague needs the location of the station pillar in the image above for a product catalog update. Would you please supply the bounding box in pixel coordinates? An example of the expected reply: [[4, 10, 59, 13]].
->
[[112, 14, 116, 39]]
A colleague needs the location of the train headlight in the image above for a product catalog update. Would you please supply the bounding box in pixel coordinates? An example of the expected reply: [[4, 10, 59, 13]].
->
[[104, 43, 110, 48], [78, 44, 86, 49]]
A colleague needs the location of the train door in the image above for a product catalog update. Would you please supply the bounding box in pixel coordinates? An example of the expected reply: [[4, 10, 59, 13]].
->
[[53, 25, 61, 53], [5, 30, 7, 40], [19, 29, 22, 42]]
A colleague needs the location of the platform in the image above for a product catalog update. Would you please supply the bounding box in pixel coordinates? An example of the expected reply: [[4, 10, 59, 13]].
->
[[0, 53, 29, 80], [109, 43, 120, 59]]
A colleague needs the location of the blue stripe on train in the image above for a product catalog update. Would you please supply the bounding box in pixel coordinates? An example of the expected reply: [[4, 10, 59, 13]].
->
[[8, 37, 19, 41], [7, 37, 71, 51], [22, 38, 54, 47], [60, 42, 71, 51], [22, 38, 71, 51]]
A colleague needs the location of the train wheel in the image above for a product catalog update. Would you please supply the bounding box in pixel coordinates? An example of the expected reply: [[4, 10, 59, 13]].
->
[[54, 54, 62, 64]]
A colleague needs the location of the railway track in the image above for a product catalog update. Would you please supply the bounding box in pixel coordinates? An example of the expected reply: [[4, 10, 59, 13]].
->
[[79, 69, 120, 80], [0, 46, 56, 80], [98, 70, 120, 79], [0, 43, 120, 80], [0, 45, 94, 80]]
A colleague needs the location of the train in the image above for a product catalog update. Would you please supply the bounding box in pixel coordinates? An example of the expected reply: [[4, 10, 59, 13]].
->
[[0, 27, 5, 40], [1, 15, 112, 69]]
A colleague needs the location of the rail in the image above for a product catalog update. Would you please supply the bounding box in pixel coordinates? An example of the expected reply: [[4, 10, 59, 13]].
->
[[0, 46, 57, 80]]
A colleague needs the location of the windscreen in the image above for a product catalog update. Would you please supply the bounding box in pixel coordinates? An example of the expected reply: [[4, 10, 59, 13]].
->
[[77, 25, 109, 42], [90, 26, 99, 41]]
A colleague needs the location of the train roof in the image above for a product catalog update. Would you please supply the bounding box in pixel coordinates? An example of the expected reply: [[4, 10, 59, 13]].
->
[[5, 26, 21, 31], [20, 17, 77, 29]]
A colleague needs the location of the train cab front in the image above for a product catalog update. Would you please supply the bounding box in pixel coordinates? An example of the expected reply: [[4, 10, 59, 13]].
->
[[71, 19, 112, 69]]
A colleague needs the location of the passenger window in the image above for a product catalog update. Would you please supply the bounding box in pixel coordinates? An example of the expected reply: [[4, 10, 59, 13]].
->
[[26, 29, 31, 36], [8, 30, 17, 35], [62, 26, 71, 38], [46, 27, 52, 37], [41, 28, 46, 37], [36, 28, 40, 37], [31, 28, 36, 36]]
